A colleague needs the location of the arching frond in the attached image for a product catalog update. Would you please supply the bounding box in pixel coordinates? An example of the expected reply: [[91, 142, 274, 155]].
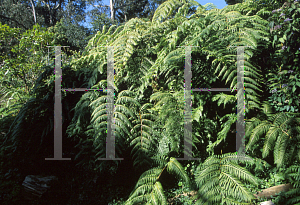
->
[[246, 111, 300, 169], [125, 157, 188, 205], [194, 153, 259, 204]]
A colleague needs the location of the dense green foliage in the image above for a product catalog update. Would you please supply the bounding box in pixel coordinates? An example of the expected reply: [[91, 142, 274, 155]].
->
[[1, 0, 300, 204], [224, 0, 244, 5]]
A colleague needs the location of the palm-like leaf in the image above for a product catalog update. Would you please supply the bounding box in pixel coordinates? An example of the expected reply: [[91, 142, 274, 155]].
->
[[194, 153, 259, 204], [125, 157, 189, 205], [283, 164, 300, 204], [129, 103, 158, 170], [246, 104, 300, 168]]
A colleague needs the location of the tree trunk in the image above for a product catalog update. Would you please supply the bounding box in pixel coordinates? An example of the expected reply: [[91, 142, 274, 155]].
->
[[110, 0, 115, 21], [29, 0, 37, 24]]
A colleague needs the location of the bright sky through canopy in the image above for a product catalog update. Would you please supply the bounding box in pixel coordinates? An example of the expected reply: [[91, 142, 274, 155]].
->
[[96, 0, 228, 9], [82, 0, 228, 28]]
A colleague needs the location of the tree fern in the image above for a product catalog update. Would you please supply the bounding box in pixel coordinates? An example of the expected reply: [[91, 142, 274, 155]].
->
[[149, 90, 188, 155], [245, 102, 300, 169], [283, 164, 300, 205], [88, 88, 138, 159], [129, 103, 158, 171], [58, 0, 299, 203], [125, 157, 189, 205], [194, 153, 259, 204]]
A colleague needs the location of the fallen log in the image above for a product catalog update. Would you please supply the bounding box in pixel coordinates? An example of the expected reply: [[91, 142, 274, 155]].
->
[[168, 183, 294, 204], [254, 183, 293, 199]]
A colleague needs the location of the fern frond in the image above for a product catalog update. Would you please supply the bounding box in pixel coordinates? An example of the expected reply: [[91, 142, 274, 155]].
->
[[194, 153, 258, 204], [167, 157, 190, 186]]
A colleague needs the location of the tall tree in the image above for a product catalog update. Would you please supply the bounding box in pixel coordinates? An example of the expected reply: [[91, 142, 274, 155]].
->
[[86, 0, 170, 33], [0, 0, 93, 52], [0, 0, 88, 29], [114, 0, 149, 23], [0, 0, 33, 30], [225, 0, 243, 5]]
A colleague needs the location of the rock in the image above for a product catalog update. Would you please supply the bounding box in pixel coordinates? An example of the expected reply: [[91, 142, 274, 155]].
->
[[22, 175, 58, 201]]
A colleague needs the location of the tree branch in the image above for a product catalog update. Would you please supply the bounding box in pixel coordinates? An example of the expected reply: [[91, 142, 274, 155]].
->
[[114, 0, 147, 10], [41, 0, 50, 10], [94, 5, 110, 8], [53, 3, 60, 10], [0, 14, 28, 29], [93, 0, 147, 12], [90, 0, 148, 21]]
